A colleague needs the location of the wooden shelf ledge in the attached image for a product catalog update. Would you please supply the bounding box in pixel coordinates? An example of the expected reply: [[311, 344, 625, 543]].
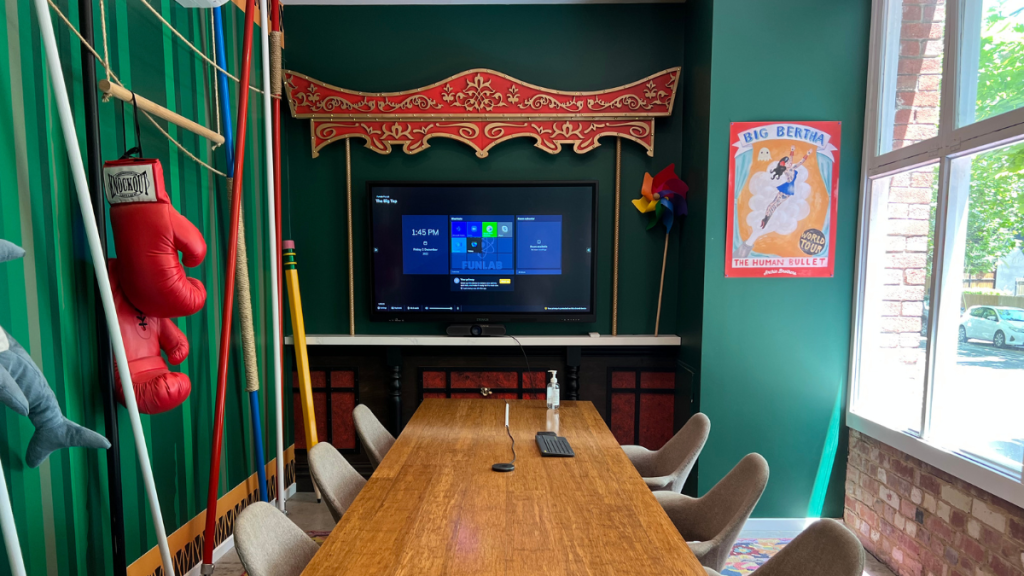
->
[[284, 334, 681, 347]]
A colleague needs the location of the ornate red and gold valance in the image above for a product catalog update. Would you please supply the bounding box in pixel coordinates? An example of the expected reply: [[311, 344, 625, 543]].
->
[[283, 67, 679, 158]]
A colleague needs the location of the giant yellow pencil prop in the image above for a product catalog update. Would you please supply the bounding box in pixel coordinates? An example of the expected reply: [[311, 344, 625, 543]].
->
[[283, 241, 319, 452]]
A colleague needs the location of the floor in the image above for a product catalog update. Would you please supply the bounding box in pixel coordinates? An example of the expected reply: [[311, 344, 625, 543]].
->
[[213, 491, 898, 576]]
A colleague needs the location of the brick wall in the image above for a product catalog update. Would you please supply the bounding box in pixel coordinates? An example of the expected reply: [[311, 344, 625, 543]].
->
[[845, 430, 1024, 576], [893, 0, 944, 150], [879, 165, 934, 373], [875, 0, 945, 385]]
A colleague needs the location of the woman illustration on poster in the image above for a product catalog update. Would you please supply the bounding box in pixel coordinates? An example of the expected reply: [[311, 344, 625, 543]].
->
[[761, 146, 813, 229], [734, 146, 814, 258]]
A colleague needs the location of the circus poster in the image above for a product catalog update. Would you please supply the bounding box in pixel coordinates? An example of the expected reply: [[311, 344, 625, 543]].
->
[[726, 121, 841, 278]]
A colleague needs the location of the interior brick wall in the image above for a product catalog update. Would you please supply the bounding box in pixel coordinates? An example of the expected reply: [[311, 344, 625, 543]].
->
[[845, 430, 1024, 576]]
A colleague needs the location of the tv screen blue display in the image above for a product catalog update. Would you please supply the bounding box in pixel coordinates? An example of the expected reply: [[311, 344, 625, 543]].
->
[[368, 182, 597, 322]]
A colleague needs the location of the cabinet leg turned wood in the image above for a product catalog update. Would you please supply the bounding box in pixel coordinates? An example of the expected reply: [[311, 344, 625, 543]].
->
[[387, 347, 402, 436]]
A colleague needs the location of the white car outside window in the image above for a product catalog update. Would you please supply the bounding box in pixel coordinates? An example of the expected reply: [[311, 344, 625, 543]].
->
[[959, 306, 1024, 348]]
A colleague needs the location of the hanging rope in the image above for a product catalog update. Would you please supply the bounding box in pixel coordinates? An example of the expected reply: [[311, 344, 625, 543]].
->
[[99, 0, 109, 82], [137, 0, 262, 95], [47, 0, 226, 177], [269, 30, 282, 98]]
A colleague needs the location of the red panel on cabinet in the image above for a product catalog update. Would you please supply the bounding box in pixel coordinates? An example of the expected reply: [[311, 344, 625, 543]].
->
[[640, 371, 674, 389], [313, 391, 329, 444], [422, 392, 446, 399], [423, 371, 446, 389], [638, 393, 674, 450], [293, 391, 306, 449], [451, 371, 518, 389], [331, 370, 355, 388], [612, 371, 636, 389], [331, 391, 356, 449], [523, 371, 546, 389], [310, 370, 328, 389], [610, 393, 636, 445], [292, 390, 329, 449]]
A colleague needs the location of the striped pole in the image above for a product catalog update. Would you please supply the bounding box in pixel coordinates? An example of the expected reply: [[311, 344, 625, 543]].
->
[[32, 0, 174, 572]]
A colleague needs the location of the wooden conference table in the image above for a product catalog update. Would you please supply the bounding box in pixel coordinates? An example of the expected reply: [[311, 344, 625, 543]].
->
[[302, 399, 705, 576]]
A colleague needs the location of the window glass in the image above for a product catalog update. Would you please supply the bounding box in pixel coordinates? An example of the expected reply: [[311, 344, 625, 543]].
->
[[853, 165, 939, 433], [930, 141, 1024, 475], [882, 0, 945, 153], [958, 0, 1024, 127], [999, 308, 1024, 320]]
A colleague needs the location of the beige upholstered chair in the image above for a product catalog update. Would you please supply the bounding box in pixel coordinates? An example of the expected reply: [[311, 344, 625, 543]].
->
[[703, 519, 864, 576], [308, 442, 367, 523], [622, 412, 711, 492], [235, 502, 319, 576], [353, 404, 396, 470], [656, 453, 769, 572]]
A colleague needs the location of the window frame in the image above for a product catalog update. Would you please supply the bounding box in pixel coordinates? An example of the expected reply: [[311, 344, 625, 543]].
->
[[849, 0, 1024, 508]]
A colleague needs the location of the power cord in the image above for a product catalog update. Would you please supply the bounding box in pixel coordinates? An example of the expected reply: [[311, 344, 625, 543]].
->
[[507, 334, 532, 381], [492, 336, 529, 473], [492, 400, 517, 472], [505, 407, 517, 466]]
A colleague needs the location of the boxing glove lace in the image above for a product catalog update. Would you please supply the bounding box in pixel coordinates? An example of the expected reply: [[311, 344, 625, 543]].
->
[[109, 259, 192, 415]]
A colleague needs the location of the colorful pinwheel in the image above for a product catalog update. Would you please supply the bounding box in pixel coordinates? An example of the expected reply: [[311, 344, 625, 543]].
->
[[632, 164, 689, 336], [632, 164, 689, 233]]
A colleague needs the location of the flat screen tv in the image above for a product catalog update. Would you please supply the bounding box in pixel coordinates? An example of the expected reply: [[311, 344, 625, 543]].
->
[[368, 181, 598, 323]]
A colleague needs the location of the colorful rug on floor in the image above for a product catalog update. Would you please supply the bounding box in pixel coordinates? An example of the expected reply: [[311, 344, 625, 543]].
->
[[720, 538, 791, 575]]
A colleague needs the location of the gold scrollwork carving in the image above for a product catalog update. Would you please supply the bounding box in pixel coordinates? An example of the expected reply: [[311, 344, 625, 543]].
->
[[378, 95, 443, 113], [441, 74, 507, 112], [586, 93, 660, 112], [485, 122, 528, 138], [643, 80, 669, 103], [293, 84, 374, 113], [436, 122, 480, 139], [381, 122, 413, 140], [535, 121, 586, 139], [517, 94, 584, 112]]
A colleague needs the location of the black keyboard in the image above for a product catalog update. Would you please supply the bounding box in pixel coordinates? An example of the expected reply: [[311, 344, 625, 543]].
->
[[536, 432, 575, 457]]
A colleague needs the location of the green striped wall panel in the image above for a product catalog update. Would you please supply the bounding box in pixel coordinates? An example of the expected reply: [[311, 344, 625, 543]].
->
[[0, 1, 292, 574]]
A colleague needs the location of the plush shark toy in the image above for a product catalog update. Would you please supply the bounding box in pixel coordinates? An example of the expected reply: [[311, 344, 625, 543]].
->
[[0, 240, 110, 467]]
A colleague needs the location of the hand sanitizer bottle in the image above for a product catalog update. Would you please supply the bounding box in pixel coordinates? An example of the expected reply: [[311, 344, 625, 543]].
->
[[546, 370, 560, 410]]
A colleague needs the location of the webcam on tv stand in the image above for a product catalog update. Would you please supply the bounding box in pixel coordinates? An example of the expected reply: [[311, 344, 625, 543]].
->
[[446, 324, 507, 337]]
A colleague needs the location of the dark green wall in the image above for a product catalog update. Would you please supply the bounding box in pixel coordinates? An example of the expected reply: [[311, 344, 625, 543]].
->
[[0, 2, 289, 574], [697, 0, 870, 517], [677, 0, 714, 373], [281, 4, 688, 336]]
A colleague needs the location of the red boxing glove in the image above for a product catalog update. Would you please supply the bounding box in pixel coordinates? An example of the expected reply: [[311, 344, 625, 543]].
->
[[109, 259, 192, 415], [104, 158, 207, 318]]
